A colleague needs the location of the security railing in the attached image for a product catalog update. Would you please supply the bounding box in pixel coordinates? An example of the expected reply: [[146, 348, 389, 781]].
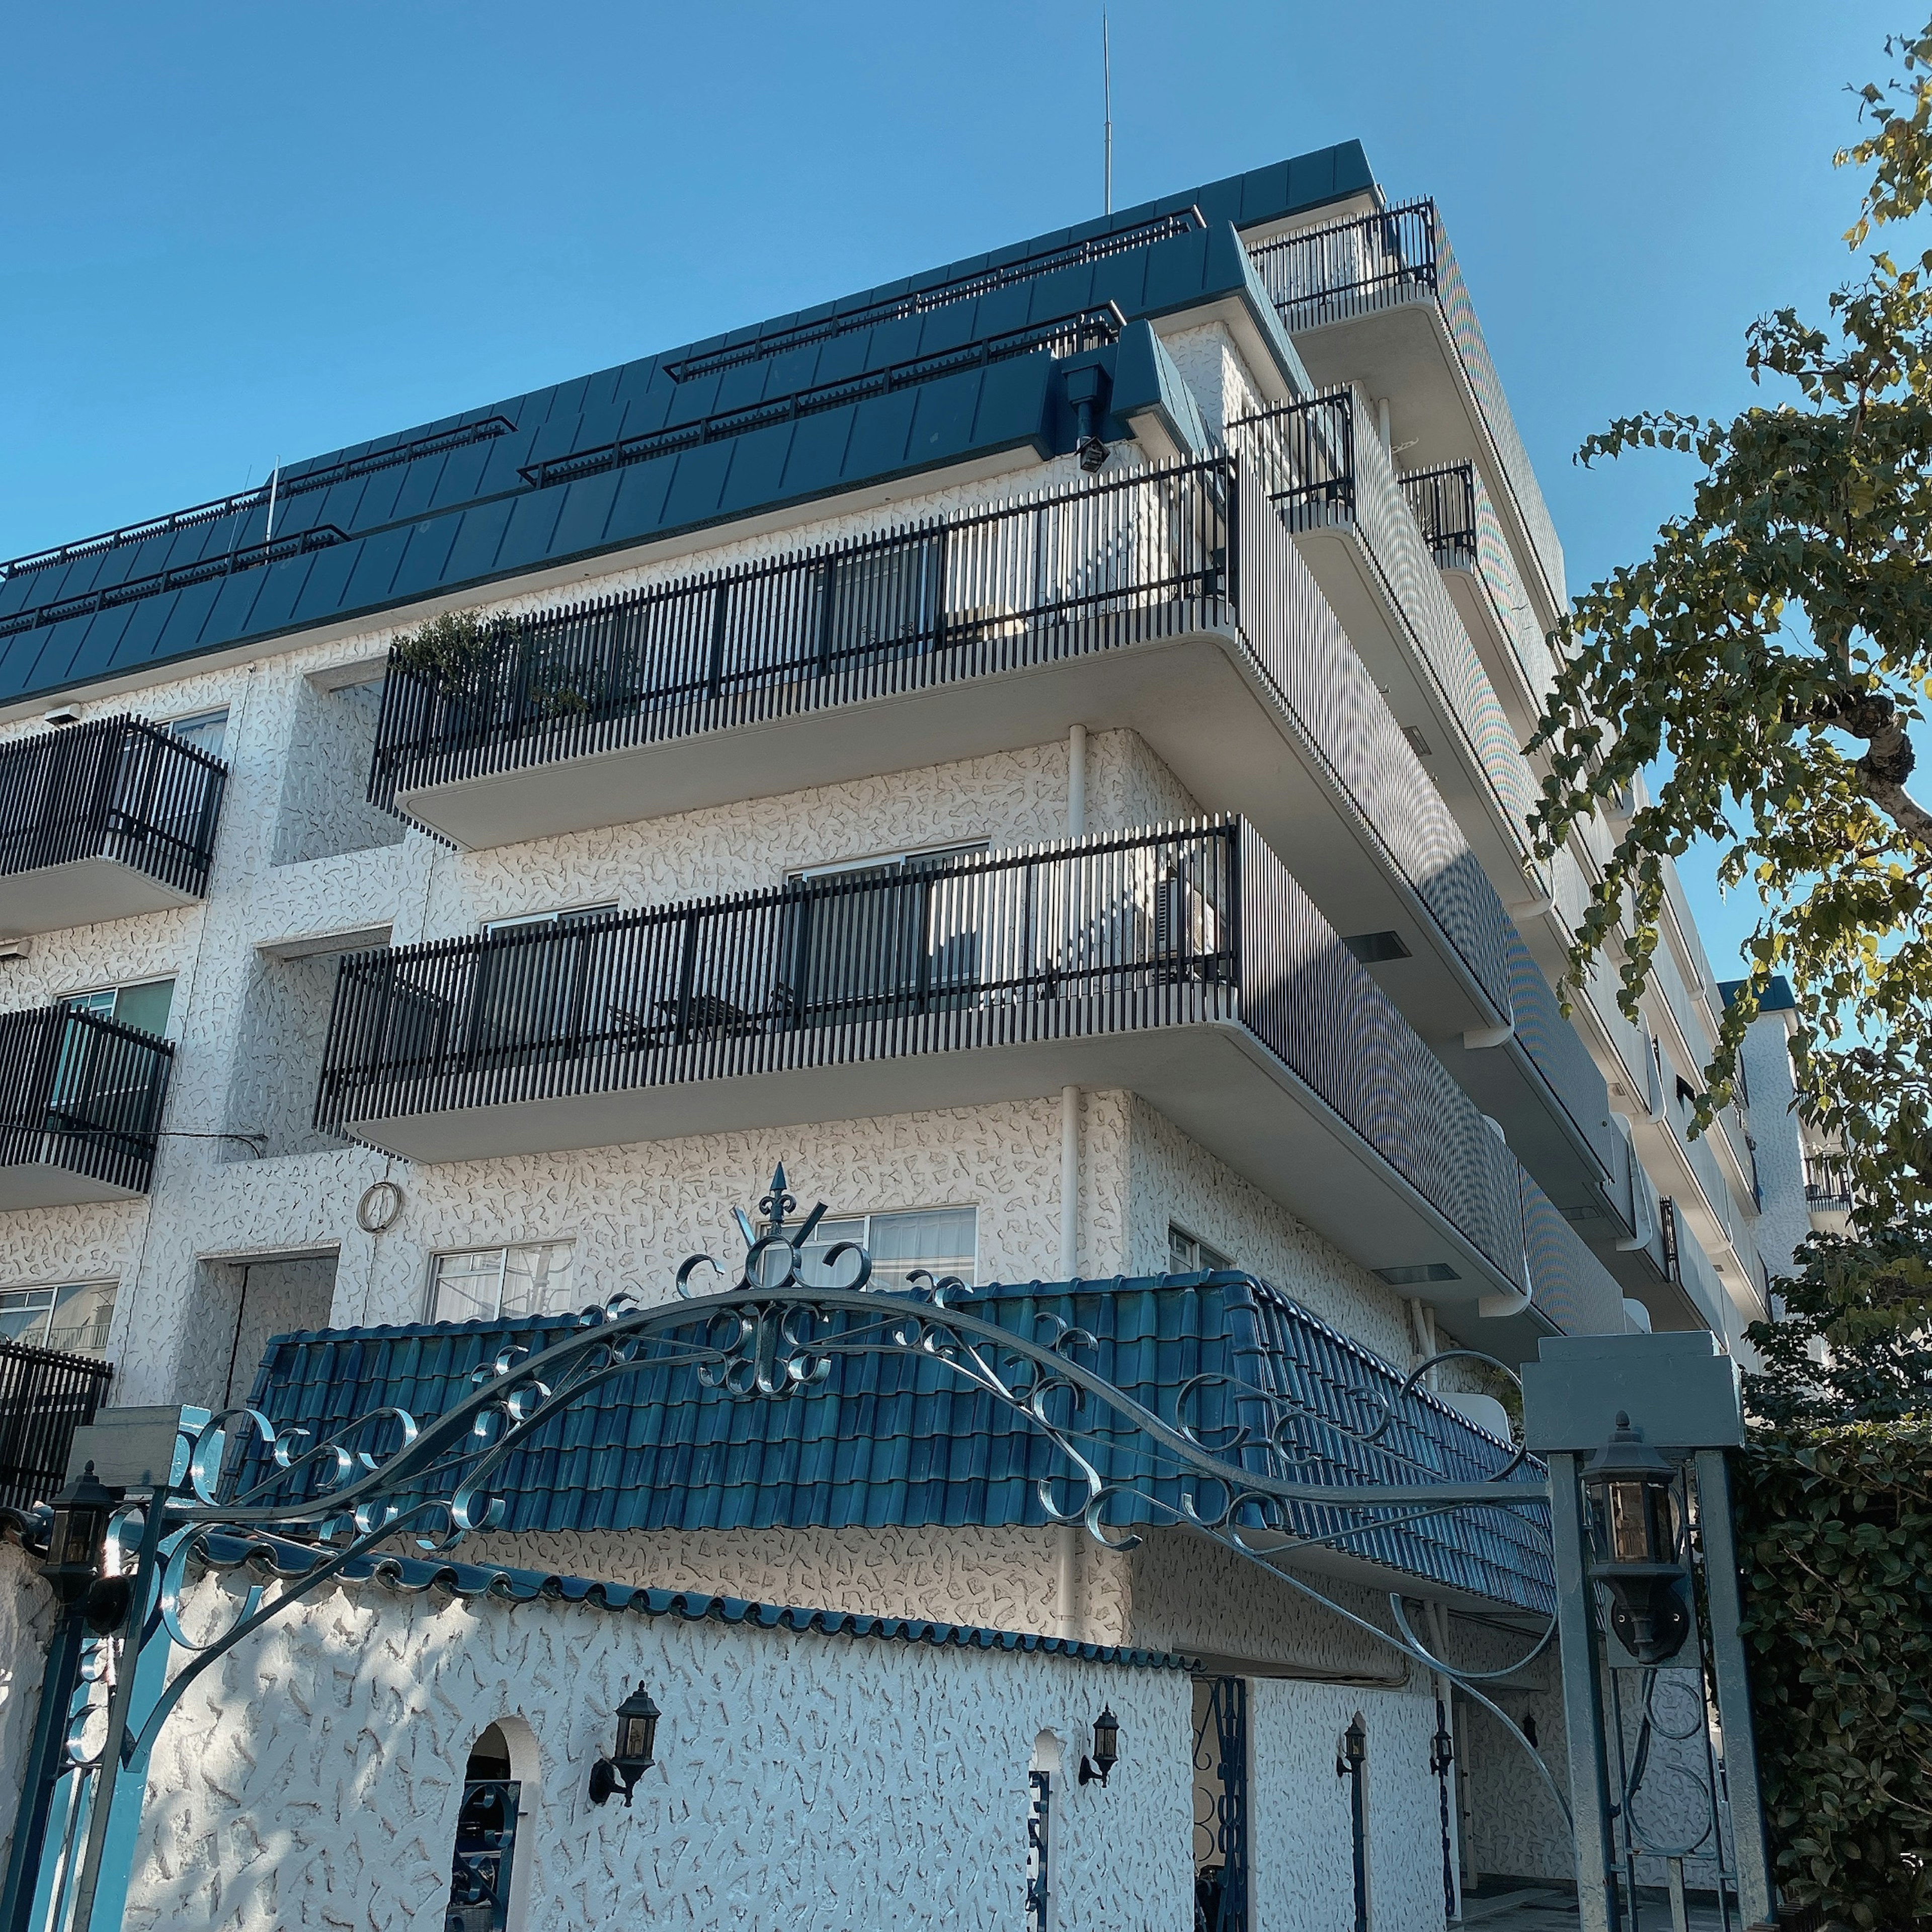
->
[[1399, 463, 1479, 571], [1245, 199, 1566, 617], [316, 820, 1536, 1298], [0, 716, 227, 902], [0, 1005, 174, 1196], [1229, 392, 1540, 856], [0, 1339, 114, 1516], [371, 455, 1234, 806], [369, 454, 1517, 1025]]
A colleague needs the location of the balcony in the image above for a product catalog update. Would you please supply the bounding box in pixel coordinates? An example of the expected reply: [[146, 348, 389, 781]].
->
[[1245, 199, 1566, 626], [316, 819, 1624, 1343], [1399, 460, 1557, 733], [0, 1005, 173, 1206], [371, 455, 1518, 1052], [0, 716, 227, 938], [0, 1339, 113, 1515], [1229, 389, 1541, 902]]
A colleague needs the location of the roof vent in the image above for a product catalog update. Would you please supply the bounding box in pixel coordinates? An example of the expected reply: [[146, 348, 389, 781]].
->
[[41, 706, 79, 727]]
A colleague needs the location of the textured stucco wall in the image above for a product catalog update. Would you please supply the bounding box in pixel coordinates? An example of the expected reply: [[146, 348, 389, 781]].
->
[[127, 1569, 1195, 1932], [0, 1544, 56, 1887], [1159, 324, 1266, 442]]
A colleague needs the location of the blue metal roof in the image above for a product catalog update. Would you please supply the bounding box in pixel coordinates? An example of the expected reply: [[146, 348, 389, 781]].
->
[[192, 1533, 1195, 1671], [0, 144, 1371, 708], [242, 1267, 1554, 1615]]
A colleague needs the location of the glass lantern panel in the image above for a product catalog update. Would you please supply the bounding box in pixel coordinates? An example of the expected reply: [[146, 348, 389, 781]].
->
[[1607, 1481, 1654, 1563]]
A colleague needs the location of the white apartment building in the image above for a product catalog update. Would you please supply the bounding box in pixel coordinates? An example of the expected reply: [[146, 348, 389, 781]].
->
[[0, 142, 1798, 1930]]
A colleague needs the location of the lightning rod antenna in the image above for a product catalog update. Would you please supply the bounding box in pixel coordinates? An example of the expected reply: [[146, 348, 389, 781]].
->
[[1103, 15, 1113, 215]]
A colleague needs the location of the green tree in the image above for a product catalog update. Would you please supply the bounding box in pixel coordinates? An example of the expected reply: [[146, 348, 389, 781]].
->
[[1529, 22, 1932, 1225]]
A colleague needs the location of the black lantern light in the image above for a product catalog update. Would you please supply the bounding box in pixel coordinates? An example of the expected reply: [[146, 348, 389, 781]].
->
[[1336, 1714, 1367, 1780], [1582, 1411, 1691, 1663], [1078, 1707, 1120, 1786], [41, 1461, 116, 1607], [1428, 1718, 1454, 1780], [587, 1683, 662, 1808]]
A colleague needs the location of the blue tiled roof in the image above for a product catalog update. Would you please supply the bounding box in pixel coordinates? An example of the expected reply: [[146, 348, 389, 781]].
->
[[243, 1268, 1554, 1614], [0, 143, 1372, 708], [192, 1532, 1194, 1671]]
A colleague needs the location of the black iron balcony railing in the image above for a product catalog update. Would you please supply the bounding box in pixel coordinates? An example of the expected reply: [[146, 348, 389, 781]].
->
[[0, 714, 227, 902], [0, 1339, 114, 1516], [316, 821, 1533, 1294], [1398, 463, 1479, 572], [369, 455, 1514, 1026], [1247, 201, 1439, 329], [372, 455, 1234, 807], [0, 1005, 174, 1196]]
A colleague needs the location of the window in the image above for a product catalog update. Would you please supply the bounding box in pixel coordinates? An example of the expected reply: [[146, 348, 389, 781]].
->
[[0, 1281, 116, 1357], [65, 978, 175, 1037], [429, 1242, 576, 1324], [164, 709, 229, 762], [481, 903, 617, 935], [793, 1207, 978, 1294], [1169, 1226, 1231, 1274], [447, 1725, 520, 1932]]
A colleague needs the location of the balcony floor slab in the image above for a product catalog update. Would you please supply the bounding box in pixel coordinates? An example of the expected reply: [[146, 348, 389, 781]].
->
[[346, 1009, 1549, 1357], [0, 855, 201, 939], [0, 1158, 145, 1209]]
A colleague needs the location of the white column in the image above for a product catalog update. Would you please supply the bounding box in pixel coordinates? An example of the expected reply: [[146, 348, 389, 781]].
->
[[1067, 723, 1087, 839], [1059, 1084, 1081, 1277]]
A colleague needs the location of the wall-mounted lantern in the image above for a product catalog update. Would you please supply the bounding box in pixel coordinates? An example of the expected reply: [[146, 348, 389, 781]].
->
[[1336, 1714, 1367, 1781], [1582, 1411, 1690, 1663], [41, 1461, 115, 1606], [1078, 1707, 1120, 1787], [587, 1683, 661, 1808]]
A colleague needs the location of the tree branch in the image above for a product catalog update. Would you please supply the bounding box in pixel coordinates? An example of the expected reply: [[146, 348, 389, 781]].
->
[[1816, 687, 1932, 844]]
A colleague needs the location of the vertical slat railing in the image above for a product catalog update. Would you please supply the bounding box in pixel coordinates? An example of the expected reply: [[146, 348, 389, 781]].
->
[[0, 716, 226, 898], [370, 461, 1233, 808], [0, 1006, 173, 1194], [0, 1340, 114, 1515]]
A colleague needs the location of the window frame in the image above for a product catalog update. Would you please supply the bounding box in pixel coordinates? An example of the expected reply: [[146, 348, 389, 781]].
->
[[425, 1240, 578, 1325], [0, 1279, 119, 1358], [1168, 1224, 1232, 1274], [788, 1204, 980, 1293]]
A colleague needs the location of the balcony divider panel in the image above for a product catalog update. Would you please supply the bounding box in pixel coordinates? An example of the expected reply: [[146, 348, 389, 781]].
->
[[0, 1340, 114, 1515], [1230, 393, 1540, 865], [1233, 822, 1521, 1283], [0, 715, 226, 900], [0, 1005, 173, 1194], [1230, 461, 1513, 1018]]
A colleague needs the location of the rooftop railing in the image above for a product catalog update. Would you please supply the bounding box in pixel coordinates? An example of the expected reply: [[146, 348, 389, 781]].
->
[[1245, 199, 1566, 617], [317, 820, 1542, 1301], [0, 525, 348, 641], [0, 1005, 174, 1197], [0, 1339, 113, 1516], [0, 416, 514, 590], [370, 454, 1515, 1023], [522, 307, 1123, 491], [0, 715, 227, 902], [664, 209, 1201, 383]]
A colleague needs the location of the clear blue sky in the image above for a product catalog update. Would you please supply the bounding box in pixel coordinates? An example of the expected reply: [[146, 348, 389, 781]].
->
[[1, 0, 1905, 975]]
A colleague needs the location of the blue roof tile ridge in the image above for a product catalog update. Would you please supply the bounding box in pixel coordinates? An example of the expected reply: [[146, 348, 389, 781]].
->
[[192, 1528, 1196, 1670]]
